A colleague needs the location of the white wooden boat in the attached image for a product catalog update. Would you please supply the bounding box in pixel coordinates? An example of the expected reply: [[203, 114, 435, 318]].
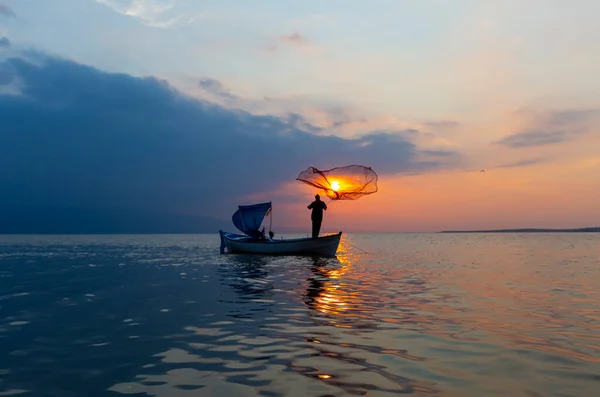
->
[[219, 202, 342, 257], [220, 230, 342, 257]]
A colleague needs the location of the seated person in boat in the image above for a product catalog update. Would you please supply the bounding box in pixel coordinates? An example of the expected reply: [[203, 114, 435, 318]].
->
[[258, 227, 267, 240], [257, 228, 275, 240]]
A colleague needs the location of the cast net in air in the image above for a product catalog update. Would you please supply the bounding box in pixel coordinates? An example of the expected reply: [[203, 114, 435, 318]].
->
[[296, 165, 378, 201]]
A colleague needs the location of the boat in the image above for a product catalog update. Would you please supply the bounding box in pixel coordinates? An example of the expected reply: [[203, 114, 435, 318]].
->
[[219, 202, 342, 257], [220, 230, 343, 257]]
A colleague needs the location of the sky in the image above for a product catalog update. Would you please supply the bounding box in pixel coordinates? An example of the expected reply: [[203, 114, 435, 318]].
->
[[1, 0, 599, 232]]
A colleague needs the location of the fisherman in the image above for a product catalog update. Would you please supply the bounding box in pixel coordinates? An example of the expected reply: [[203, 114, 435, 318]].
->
[[307, 194, 327, 238]]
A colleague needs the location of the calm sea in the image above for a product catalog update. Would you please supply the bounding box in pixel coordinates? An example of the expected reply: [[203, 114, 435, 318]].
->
[[1, 233, 599, 397]]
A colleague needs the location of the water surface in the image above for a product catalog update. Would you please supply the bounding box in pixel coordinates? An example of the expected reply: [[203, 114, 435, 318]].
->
[[1, 233, 599, 396]]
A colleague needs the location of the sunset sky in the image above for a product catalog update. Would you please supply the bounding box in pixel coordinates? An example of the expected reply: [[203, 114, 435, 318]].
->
[[1, 0, 599, 232]]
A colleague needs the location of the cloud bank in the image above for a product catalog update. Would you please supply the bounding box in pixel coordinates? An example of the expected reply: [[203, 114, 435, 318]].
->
[[0, 51, 460, 223]]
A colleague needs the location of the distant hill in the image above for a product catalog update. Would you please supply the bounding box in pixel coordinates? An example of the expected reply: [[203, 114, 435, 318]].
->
[[0, 206, 231, 234], [439, 227, 600, 233]]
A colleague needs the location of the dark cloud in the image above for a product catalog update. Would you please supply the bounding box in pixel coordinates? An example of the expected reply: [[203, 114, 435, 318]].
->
[[198, 77, 237, 101], [0, 36, 10, 49], [0, 3, 14, 17], [497, 158, 546, 168], [461, 157, 547, 173], [421, 149, 460, 157], [0, 52, 460, 221], [544, 109, 598, 127], [497, 129, 568, 148], [497, 109, 599, 148]]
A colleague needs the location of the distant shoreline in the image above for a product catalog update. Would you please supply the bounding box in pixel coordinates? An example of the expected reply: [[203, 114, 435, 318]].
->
[[439, 227, 600, 233]]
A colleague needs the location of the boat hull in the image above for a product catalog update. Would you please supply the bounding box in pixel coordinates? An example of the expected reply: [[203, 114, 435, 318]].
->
[[220, 230, 342, 257]]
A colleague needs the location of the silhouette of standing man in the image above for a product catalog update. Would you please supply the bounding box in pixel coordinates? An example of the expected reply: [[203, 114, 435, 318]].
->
[[307, 194, 327, 238]]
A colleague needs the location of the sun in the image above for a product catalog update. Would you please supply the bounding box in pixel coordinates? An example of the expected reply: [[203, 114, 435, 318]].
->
[[330, 180, 340, 191]]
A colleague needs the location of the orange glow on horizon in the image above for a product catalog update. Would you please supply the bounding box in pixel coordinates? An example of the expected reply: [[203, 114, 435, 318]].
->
[[263, 157, 600, 232], [241, 134, 600, 232]]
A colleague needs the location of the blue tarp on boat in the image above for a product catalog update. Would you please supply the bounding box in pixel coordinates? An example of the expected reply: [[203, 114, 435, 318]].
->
[[232, 202, 271, 238]]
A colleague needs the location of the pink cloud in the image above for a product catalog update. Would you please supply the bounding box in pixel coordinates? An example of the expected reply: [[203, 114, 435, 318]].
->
[[265, 32, 316, 53]]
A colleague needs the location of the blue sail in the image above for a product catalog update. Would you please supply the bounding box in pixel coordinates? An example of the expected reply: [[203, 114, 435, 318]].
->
[[232, 202, 272, 238]]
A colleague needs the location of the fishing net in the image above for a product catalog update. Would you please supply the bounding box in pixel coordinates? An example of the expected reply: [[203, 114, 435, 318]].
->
[[296, 165, 378, 201]]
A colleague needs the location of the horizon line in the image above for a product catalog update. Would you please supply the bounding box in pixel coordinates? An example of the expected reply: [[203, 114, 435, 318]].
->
[[1, 226, 599, 236]]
